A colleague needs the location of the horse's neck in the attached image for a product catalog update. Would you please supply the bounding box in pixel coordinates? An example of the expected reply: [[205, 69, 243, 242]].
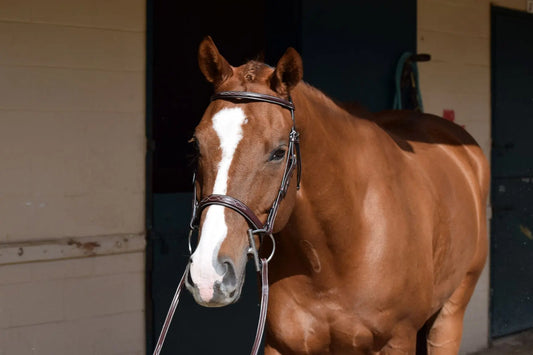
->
[[279, 84, 384, 275], [292, 83, 354, 138], [292, 82, 376, 175], [292, 83, 374, 150]]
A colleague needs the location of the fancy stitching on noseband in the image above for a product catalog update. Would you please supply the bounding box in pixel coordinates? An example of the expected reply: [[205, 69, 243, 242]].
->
[[153, 91, 301, 355]]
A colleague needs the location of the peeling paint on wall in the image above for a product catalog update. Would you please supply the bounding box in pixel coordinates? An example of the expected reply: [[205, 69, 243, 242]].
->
[[0, 234, 145, 265]]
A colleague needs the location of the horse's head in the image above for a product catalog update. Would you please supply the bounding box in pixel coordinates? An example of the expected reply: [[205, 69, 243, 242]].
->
[[185, 37, 303, 307]]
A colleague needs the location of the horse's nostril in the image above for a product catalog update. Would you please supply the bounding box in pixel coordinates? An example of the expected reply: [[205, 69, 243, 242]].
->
[[186, 267, 194, 286], [221, 259, 237, 291]]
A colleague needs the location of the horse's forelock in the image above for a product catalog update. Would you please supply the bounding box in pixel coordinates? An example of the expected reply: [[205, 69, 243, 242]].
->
[[238, 61, 274, 84]]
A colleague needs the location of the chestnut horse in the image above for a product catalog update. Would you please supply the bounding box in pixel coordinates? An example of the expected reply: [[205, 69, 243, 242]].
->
[[185, 37, 489, 354]]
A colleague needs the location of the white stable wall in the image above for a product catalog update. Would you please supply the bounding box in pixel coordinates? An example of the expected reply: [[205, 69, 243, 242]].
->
[[0, 1, 146, 354], [417, 0, 527, 353]]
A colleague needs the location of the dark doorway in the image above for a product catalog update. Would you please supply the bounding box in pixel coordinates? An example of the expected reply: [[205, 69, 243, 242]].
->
[[300, 0, 417, 111], [146, 1, 301, 353], [146, 1, 415, 353], [490, 6, 533, 338]]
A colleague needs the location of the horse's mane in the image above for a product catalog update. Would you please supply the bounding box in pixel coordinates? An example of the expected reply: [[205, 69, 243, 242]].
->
[[291, 76, 477, 152], [293, 80, 375, 120]]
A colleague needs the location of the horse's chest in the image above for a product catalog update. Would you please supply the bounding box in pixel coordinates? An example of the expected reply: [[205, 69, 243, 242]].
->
[[268, 296, 375, 354]]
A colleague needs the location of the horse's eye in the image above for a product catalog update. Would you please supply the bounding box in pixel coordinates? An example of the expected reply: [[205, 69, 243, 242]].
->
[[269, 148, 286, 162], [189, 137, 200, 154]]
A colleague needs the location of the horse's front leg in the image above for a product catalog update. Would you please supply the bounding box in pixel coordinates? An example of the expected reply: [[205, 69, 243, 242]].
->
[[265, 345, 281, 355], [264, 343, 282, 355], [378, 327, 418, 355]]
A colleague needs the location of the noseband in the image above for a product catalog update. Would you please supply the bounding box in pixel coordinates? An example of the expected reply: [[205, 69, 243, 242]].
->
[[153, 91, 301, 355], [189, 90, 301, 271]]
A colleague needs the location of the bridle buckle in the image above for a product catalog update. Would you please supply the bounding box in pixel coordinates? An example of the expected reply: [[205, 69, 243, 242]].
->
[[247, 229, 276, 272]]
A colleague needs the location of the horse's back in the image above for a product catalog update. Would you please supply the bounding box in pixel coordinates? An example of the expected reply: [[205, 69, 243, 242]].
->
[[371, 110, 477, 150], [371, 110, 489, 198], [341, 105, 488, 188]]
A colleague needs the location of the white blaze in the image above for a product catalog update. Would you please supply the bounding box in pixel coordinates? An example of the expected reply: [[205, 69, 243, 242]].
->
[[190, 107, 246, 301]]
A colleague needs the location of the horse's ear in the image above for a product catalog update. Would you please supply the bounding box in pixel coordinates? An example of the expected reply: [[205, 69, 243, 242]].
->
[[270, 47, 303, 96], [198, 36, 233, 87]]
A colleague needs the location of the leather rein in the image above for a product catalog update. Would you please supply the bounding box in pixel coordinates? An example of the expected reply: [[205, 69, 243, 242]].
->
[[153, 91, 301, 355]]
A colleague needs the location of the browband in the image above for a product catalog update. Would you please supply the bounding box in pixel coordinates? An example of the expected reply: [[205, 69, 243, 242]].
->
[[211, 91, 295, 111]]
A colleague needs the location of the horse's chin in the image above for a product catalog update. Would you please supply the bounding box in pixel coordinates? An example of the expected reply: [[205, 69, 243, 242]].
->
[[191, 288, 242, 308]]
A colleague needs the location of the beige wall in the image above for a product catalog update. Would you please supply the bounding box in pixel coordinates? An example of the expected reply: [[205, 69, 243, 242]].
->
[[0, 0, 146, 354], [417, 0, 527, 353]]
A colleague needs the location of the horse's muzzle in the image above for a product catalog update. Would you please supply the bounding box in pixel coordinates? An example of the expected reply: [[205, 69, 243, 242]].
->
[[185, 258, 240, 307]]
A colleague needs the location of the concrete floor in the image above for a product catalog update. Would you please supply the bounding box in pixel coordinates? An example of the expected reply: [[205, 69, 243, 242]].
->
[[468, 329, 533, 355]]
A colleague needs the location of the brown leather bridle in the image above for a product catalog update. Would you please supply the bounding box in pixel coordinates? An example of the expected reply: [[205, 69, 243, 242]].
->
[[190, 91, 301, 270], [153, 91, 301, 355]]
